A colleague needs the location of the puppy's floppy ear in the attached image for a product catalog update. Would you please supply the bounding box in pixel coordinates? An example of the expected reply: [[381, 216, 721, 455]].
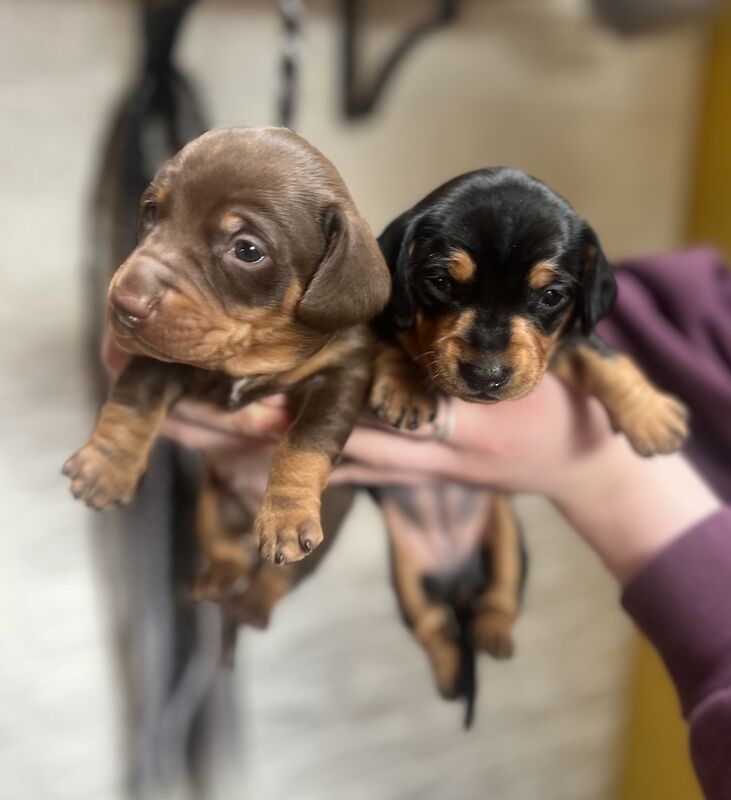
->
[[378, 210, 420, 330], [579, 224, 617, 334], [296, 205, 391, 330]]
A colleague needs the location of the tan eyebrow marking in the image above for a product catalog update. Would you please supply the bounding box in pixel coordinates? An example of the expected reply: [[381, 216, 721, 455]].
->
[[220, 212, 244, 234], [447, 250, 476, 283], [528, 261, 557, 289], [142, 184, 168, 206]]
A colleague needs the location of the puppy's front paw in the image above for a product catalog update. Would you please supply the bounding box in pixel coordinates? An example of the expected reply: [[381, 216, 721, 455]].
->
[[612, 390, 689, 457], [472, 607, 515, 660], [63, 442, 143, 510], [370, 374, 436, 430], [255, 495, 323, 565]]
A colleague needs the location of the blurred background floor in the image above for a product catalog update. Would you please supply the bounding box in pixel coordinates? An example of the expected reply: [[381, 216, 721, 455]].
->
[[0, 1, 707, 798]]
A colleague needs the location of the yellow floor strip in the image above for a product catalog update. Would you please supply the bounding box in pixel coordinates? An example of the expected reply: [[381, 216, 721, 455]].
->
[[619, 9, 731, 800]]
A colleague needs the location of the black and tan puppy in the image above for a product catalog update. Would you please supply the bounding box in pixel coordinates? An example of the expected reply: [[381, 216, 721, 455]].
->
[[371, 167, 688, 714], [64, 127, 389, 601]]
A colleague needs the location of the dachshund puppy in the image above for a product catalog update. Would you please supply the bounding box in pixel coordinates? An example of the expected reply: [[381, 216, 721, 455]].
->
[[64, 127, 390, 600], [370, 167, 689, 716]]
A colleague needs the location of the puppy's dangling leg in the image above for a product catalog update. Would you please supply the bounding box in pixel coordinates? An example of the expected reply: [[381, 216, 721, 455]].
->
[[378, 485, 489, 709], [391, 542, 465, 702], [472, 492, 526, 661], [63, 357, 184, 509], [191, 464, 257, 604], [228, 564, 297, 630], [230, 484, 356, 629]]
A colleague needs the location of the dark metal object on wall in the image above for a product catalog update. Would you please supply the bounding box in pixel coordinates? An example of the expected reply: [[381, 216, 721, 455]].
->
[[341, 0, 460, 119], [86, 0, 205, 402], [590, 0, 725, 33], [278, 0, 305, 128]]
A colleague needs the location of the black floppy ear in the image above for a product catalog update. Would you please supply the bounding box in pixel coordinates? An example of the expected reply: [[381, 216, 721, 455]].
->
[[297, 205, 391, 330], [579, 224, 617, 334], [377, 210, 420, 331]]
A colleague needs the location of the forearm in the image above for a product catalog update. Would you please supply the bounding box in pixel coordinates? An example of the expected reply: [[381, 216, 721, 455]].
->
[[551, 436, 721, 584]]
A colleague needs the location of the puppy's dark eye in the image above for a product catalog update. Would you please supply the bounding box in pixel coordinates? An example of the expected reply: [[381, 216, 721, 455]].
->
[[539, 288, 565, 308], [141, 202, 157, 225], [429, 275, 454, 294], [234, 240, 264, 264]]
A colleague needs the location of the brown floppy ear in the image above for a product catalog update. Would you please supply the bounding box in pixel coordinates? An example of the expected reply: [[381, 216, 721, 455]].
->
[[296, 205, 391, 330]]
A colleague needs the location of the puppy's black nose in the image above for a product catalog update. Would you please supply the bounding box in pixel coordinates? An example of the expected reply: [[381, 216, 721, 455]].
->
[[459, 361, 512, 393]]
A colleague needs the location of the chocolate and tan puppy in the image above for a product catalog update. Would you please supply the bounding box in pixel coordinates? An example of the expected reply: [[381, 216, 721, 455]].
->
[[64, 127, 389, 601]]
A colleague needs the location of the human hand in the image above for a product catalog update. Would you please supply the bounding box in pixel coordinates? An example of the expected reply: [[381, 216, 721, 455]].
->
[[335, 372, 614, 500], [338, 373, 719, 583]]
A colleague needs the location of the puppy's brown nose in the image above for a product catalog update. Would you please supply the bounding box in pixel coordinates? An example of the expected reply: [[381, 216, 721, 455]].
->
[[112, 292, 157, 323], [459, 361, 512, 394], [110, 260, 166, 326]]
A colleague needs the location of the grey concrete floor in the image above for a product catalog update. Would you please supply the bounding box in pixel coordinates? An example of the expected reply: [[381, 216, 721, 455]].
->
[[0, 1, 705, 798]]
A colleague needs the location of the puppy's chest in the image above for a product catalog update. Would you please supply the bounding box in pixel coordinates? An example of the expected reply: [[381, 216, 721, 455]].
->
[[181, 369, 283, 410], [185, 332, 360, 409]]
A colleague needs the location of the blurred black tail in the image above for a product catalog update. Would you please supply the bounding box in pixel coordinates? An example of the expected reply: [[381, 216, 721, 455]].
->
[[455, 606, 477, 729]]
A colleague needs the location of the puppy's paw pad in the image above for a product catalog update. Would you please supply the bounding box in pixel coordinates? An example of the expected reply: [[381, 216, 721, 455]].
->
[[473, 608, 515, 660], [63, 443, 141, 510]]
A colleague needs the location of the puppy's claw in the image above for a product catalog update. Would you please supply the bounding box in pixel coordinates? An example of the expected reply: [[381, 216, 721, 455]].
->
[[369, 380, 437, 432], [255, 503, 323, 565]]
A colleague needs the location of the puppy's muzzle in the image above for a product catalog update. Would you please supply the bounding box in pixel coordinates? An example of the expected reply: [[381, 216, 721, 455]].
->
[[458, 360, 512, 396], [109, 256, 168, 330]]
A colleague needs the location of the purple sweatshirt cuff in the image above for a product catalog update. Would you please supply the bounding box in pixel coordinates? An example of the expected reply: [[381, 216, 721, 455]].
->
[[621, 507, 731, 718]]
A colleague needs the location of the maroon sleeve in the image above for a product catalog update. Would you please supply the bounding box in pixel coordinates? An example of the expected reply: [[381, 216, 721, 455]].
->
[[621, 507, 731, 798]]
